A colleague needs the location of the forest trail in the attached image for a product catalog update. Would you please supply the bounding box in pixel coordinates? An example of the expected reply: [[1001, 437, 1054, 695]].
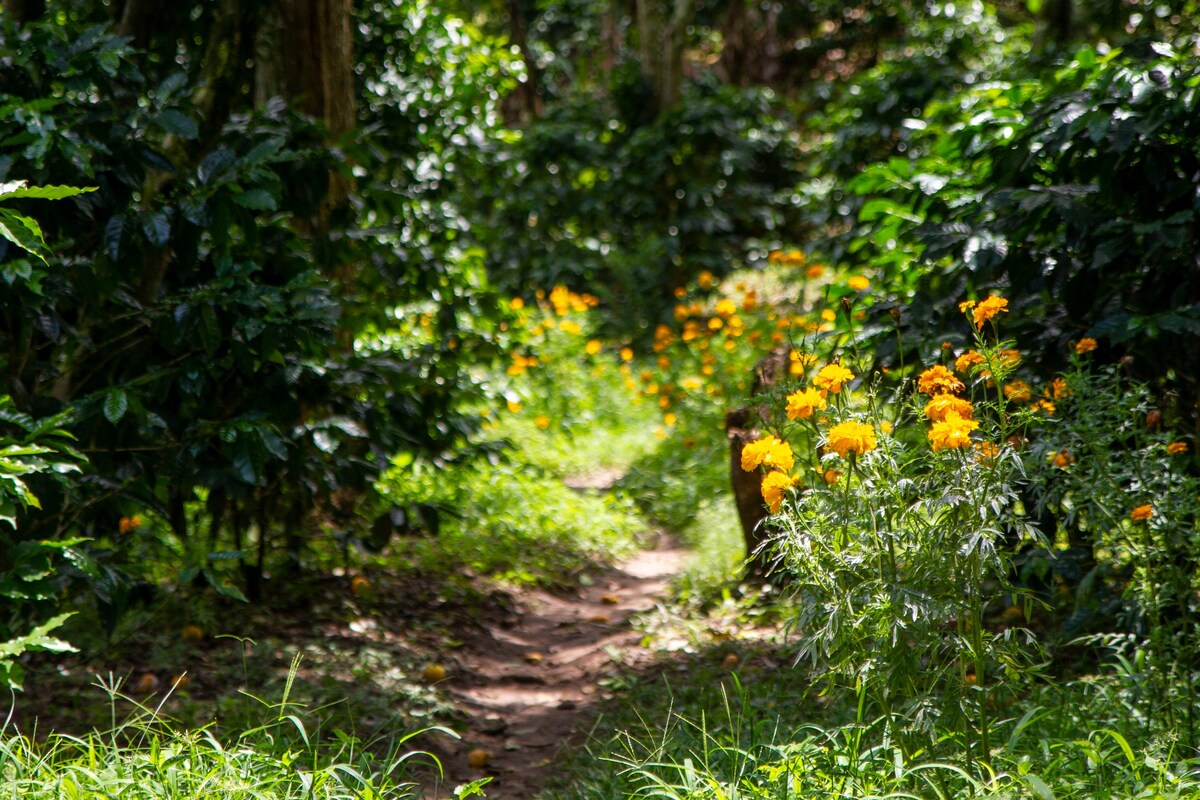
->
[[419, 532, 690, 799]]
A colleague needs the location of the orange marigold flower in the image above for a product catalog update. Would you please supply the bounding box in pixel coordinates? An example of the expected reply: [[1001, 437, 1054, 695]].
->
[[1003, 380, 1032, 403], [715, 299, 737, 318], [535, 415, 551, 430], [1074, 337, 1098, 354], [959, 299, 976, 313], [928, 411, 979, 451], [1051, 377, 1072, 399], [1032, 399, 1056, 415], [805, 264, 825, 279], [1167, 442, 1189, 455], [826, 420, 877, 459], [118, 515, 143, 535], [740, 435, 795, 473], [1053, 450, 1074, 468], [585, 339, 602, 355], [698, 271, 715, 290], [848, 276, 870, 291], [813, 363, 856, 394], [924, 394, 975, 422], [761, 470, 796, 514], [786, 387, 827, 420], [917, 364, 965, 395], [823, 469, 840, 485], [974, 441, 1000, 463], [998, 349, 1022, 368], [1130, 505, 1153, 522], [972, 296, 1009, 328], [955, 351, 986, 374], [620, 347, 634, 362]]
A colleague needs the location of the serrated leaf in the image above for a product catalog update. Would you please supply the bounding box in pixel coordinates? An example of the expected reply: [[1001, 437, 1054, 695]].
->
[[0, 209, 50, 262], [142, 210, 170, 246], [0, 184, 95, 201], [104, 214, 125, 261], [198, 148, 235, 185], [231, 188, 277, 212], [154, 109, 199, 139], [103, 389, 128, 424]]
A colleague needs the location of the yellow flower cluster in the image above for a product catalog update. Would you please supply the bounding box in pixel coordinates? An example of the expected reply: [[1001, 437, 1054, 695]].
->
[[924, 394, 974, 422], [955, 350, 985, 374], [917, 365, 964, 396], [507, 353, 540, 376], [547, 285, 599, 316], [768, 249, 806, 266], [786, 387, 827, 420], [1003, 380, 1032, 403], [741, 435, 795, 473], [761, 470, 796, 514], [813, 363, 855, 394], [970, 295, 1009, 328], [826, 420, 877, 459], [928, 411, 979, 451]]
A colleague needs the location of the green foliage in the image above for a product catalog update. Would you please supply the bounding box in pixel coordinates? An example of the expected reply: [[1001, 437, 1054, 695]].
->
[[472, 79, 804, 331], [1028, 357, 1200, 740], [0, 5, 517, 610], [0, 671, 448, 798], [834, 42, 1200, 392], [0, 183, 89, 689], [377, 452, 645, 588]]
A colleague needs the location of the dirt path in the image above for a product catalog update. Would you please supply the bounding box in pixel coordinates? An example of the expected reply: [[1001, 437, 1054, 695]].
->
[[419, 533, 689, 799]]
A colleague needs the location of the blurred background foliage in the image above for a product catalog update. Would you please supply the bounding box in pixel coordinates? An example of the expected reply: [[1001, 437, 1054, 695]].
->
[[1, 0, 1198, 650]]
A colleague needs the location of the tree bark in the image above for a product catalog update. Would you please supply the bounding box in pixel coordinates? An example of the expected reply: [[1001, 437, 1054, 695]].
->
[[2, 0, 45, 24], [255, 0, 356, 136], [502, 0, 542, 124], [255, 0, 357, 244], [635, 0, 696, 114], [115, 0, 161, 50]]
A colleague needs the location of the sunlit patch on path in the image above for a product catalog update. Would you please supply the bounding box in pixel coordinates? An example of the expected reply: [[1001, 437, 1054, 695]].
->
[[419, 533, 689, 799]]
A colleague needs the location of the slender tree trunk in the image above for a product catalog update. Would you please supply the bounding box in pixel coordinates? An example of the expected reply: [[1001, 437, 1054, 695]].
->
[[503, 0, 543, 124], [634, 0, 696, 113], [255, 0, 356, 259], [115, 0, 160, 49], [2, 0, 45, 24]]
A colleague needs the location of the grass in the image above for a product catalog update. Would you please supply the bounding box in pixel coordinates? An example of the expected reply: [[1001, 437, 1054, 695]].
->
[[1, 664, 461, 799]]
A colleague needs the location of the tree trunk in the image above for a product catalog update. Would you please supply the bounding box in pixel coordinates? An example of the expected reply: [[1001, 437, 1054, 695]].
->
[[503, 0, 542, 125], [255, 0, 356, 252], [635, 0, 696, 114], [115, 0, 160, 50], [255, 0, 356, 136], [2, 0, 45, 24]]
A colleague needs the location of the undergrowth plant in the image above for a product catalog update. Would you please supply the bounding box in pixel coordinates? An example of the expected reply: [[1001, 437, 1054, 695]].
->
[[753, 295, 1052, 769], [1031, 355, 1200, 746], [0, 660, 457, 799]]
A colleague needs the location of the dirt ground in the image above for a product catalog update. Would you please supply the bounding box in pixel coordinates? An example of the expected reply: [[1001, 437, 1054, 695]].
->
[[419, 534, 689, 799]]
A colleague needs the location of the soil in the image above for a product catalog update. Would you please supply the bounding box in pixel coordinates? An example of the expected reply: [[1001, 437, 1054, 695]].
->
[[10, 526, 693, 800], [418, 533, 689, 799]]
